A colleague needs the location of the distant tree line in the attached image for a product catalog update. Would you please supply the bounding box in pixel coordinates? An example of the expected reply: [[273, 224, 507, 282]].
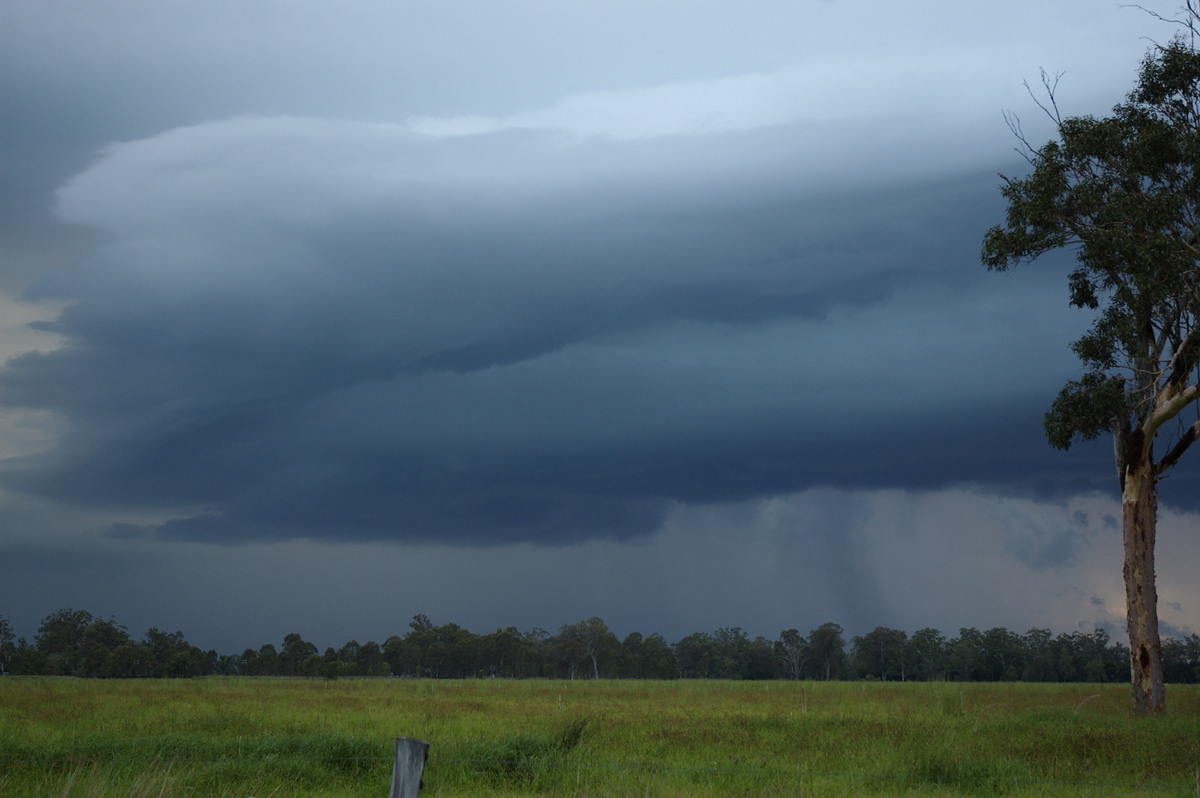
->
[[0, 609, 216, 678], [2, 610, 1198, 683]]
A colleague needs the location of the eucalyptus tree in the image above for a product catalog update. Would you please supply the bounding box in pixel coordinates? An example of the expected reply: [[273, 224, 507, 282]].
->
[[0, 615, 13, 675], [905, 627, 948, 681], [35, 608, 95, 675], [481, 626, 525, 678], [983, 14, 1200, 713], [805, 622, 846, 681], [674, 632, 715, 679], [558, 617, 619, 679], [853, 626, 908, 681], [279, 632, 318, 676], [777, 629, 807, 680], [622, 632, 677, 679], [1161, 633, 1200, 682]]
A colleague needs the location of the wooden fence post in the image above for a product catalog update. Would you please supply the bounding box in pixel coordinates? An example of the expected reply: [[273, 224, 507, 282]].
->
[[390, 737, 429, 798]]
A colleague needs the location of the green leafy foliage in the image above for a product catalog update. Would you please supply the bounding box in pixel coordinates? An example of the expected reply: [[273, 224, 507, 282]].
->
[[1044, 373, 1128, 449], [983, 37, 1200, 456]]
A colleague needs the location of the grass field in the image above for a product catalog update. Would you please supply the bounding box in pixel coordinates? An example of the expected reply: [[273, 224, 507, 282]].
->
[[1, 677, 1198, 796]]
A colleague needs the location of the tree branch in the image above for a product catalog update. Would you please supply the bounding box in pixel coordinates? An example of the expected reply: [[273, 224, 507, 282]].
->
[[1155, 417, 1200, 473], [1121, 0, 1200, 47], [1147, 380, 1200, 438], [1025, 69, 1066, 127], [1002, 111, 1038, 164]]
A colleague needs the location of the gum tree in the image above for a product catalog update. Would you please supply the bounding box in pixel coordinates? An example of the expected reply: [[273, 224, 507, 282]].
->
[[983, 18, 1200, 714]]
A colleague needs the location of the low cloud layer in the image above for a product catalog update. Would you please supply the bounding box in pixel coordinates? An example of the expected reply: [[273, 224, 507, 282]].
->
[[0, 110, 1114, 546], [2, 485, 1197, 652]]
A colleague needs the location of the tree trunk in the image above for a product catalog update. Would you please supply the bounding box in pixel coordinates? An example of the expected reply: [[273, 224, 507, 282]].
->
[[1121, 457, 1166, 715]]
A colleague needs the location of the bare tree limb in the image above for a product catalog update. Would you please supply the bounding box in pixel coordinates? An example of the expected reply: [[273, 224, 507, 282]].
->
[[1024, 69, 1066, 127], [1122, 0, 1200, 47]]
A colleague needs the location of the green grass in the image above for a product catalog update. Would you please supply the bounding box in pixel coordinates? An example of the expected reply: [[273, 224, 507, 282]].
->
[[0, 678, 1197, 796]]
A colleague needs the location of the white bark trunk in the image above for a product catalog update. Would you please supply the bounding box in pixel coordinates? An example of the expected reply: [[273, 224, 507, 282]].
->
[[1121, 455, 1166, 714]]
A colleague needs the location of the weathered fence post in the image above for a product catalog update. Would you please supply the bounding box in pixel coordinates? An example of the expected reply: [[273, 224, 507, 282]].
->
[[390, 737, 429, 798]]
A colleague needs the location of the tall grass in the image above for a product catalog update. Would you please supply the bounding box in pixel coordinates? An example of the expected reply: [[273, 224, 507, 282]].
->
[[1, 677, 1197, 796]]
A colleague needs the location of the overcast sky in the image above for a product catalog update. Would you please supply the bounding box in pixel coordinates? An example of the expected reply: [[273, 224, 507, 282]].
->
[[1, 0, 1197, 654]]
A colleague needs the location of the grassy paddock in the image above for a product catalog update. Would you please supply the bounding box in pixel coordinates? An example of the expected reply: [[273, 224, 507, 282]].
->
[[1, 677, 1197, 796]]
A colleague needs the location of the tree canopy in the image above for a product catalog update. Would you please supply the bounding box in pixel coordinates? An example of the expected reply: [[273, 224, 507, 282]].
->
[[983, 41, 1200, 462]]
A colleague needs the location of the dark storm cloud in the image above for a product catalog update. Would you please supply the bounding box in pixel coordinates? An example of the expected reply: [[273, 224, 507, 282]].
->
[[4, 1, 1191, 564], [0, 110, 1121, 546]]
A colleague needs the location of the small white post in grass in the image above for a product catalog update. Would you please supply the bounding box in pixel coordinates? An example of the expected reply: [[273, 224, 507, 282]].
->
[[390, 737, 429, 798]]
